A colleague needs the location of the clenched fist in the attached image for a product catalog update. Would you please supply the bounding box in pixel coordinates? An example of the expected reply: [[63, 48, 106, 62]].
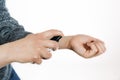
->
[[59, 34, 106, 58]]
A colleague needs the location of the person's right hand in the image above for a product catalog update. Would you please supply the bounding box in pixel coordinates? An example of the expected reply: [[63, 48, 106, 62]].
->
[[1, 29, 63, 64]]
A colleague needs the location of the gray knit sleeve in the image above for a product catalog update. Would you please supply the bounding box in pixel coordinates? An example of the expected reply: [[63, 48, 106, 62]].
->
[[0, 0, 32, 44]]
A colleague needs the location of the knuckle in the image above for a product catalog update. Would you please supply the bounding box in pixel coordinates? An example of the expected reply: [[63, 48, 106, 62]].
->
[[31, 54, 43, 64], [32, 55, 39, 60], [43, 53, 52, 59]]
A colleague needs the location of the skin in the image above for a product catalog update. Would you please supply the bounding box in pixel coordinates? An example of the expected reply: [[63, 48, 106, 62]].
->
[[0, 29, 106, 68], [59, 34, 106, 58]]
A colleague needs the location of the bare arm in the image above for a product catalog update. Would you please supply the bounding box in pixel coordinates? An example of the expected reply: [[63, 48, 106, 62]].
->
[[0, 29, 63, 68], [59, 34, 106, 58]]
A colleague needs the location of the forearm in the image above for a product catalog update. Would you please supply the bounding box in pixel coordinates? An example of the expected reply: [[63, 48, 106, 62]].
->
[[0, 44, 12, 68], [0, 0, 32, 68]]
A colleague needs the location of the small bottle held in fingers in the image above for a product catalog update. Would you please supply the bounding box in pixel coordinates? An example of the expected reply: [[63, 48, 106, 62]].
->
[[48, 36, 62, 52], [50, 36, 62, 42]]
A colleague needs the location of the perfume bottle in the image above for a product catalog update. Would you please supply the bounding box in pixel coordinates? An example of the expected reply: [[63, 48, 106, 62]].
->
[[48, 36, 62, 51]]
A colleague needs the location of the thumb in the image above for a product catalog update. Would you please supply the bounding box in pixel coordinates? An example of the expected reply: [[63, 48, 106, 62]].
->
[[73, 43, 86, 56]]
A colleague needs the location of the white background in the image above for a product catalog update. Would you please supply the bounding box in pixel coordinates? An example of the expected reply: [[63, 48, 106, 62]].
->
[[6, 0, 120, 80]]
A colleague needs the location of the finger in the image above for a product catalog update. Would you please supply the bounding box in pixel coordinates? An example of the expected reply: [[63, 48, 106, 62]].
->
[[32, 55, 42, 64], [94, 42, 103, 56], [92, 38, 106, 52], [39, 47, 52, 59], [37, 29, 64, 39], [94, 42, 106, 56], [98, 41, 106, 53], [94, 38, 105, 45], [33, 58, 42, 64], [83, 42, 98, 58], [40, 40, 59, 50]]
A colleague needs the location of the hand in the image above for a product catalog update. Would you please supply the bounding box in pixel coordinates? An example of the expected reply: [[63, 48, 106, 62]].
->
[[0, 29, 64, 66], [59, 34, 106, 58]]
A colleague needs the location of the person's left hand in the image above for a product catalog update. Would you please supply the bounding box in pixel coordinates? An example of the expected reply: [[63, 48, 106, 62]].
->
[[59, 34, 106, 58]]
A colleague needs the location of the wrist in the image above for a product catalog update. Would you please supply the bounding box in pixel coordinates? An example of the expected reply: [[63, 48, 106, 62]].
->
[[0, 44, 14, 68], [59, 36, 73, 49]]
